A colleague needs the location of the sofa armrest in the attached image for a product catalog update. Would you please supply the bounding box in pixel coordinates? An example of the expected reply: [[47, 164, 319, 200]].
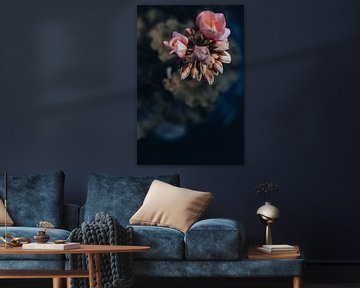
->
[[184, 218, 245, 260], [63, 204, 80, 231]]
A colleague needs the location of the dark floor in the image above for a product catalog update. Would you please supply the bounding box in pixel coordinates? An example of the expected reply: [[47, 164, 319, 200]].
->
[[1, 279, 360, 288]]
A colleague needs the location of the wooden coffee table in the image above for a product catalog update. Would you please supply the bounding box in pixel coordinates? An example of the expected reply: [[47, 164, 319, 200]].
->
[[0, 244, 150, 288]]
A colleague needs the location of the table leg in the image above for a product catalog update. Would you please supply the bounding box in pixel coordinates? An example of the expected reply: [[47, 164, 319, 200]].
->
[[52, 278, 62, 288], [66, 277, 72, 288], [88, 253, 95, 288], [293, 276, 302, 288], [95, 253, 102, 288]]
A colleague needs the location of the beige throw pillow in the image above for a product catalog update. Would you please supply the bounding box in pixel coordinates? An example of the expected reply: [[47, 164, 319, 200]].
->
[[130, 180, 213, 233], [0, 199, 14, 226]]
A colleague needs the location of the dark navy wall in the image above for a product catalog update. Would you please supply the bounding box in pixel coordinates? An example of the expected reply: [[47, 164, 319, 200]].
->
[[1, 0, 360, 262]]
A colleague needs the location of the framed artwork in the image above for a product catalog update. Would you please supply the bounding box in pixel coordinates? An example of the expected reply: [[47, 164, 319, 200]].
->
[[137, 5, 244, 165]]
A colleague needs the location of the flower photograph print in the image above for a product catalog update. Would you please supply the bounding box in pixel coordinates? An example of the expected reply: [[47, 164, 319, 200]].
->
[[137, 5, 244, 165]]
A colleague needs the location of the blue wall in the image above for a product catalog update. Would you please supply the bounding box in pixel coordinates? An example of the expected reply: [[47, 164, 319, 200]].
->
[[0, 0, 360, 262]]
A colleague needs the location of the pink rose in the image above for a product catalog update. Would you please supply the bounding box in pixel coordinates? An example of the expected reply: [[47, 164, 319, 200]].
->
[[196, 10, 231, 41], [163, 31, 189, 59]]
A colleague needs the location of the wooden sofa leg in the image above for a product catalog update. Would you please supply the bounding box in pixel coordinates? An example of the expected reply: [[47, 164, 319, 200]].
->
[[53, 278, 62, 288], [293, 276, 302, 288]]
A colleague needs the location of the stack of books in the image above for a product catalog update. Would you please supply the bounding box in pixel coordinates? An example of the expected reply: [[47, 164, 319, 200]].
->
[[257, 244, 299, 254], [22, 242, 80, 250], [248, 244, 300, 260]]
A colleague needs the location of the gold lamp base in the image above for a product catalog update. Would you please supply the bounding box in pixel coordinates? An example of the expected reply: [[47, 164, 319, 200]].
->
[[265, 223, 272, 245]]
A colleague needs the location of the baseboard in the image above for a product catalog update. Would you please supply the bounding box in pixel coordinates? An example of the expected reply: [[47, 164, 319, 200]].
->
[[305, 261, 360, 282]]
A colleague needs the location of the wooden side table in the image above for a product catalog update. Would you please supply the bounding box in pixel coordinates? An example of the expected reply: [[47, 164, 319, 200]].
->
[[247, 245, 303, 288], [0, 244, 150, 288]]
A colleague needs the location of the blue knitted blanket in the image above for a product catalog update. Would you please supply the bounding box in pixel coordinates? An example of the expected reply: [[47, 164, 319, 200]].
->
[[68, 212, 134, 288]]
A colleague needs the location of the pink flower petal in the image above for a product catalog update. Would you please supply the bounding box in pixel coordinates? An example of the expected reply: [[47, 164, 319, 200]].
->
[[196, 10, 230, 41], [163, 31, 189, 59]]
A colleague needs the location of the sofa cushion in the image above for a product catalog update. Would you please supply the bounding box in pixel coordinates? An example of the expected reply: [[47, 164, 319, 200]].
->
[[0, 260, 65, 270], [0, 199, 14, 226], [0, 171, 65, 227], [84, 173, 180, 225], [0, 227, 69, 261], [130, 180, 213, 233], [184, 218, 245, 260], [130, 225, 184, 260]]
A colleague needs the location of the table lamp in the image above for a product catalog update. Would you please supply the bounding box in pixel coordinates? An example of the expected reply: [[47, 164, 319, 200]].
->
[[256, 201, 280, 245]]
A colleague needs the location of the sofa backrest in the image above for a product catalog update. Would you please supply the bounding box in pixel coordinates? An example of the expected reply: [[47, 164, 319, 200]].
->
[[0, 170, 65, 228], [83, 173, 180, 226], [63, 203, 80, 231]]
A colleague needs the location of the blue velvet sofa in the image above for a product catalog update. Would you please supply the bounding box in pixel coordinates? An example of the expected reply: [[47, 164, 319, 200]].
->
[[81, 173, 304, 284], [0, 171, 303, 286], [0, 171, 79, 270]]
